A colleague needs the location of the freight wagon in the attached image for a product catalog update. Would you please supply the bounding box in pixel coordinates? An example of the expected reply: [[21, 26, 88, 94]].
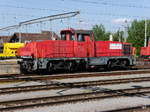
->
[[17, 28, 135, 73]]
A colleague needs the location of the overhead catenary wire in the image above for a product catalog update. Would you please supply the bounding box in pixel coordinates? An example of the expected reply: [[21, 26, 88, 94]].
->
[[0, 11, 80, 41], [1, 0, 150, 12], [0, 1, 148, 23], [1, 11, 147, 30], [0, 4, 68, 12], [83, 12, 150, 19], [0, 0, 148, 34], [19, 11, 80, 26], [61, 0, 150, 9], [0, 1, 148, 28], [0, 25, 19, 31], [0, 11, 80, 31], [0, 13, 38, 18]]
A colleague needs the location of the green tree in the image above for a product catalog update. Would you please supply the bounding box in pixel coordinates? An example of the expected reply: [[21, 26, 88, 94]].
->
[[127, 20, 150, 55], [113, 30, 124, 42], [92, 24, 110, 41]]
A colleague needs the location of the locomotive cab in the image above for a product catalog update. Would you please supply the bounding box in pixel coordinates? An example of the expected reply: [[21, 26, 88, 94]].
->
[[60, 29, 94, 41], [60, 29, 95, 57], [61, 30, 75, 41]]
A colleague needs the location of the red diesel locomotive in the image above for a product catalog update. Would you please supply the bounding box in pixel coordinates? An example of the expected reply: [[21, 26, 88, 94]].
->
[[17, 28, 135, 73], [140, 41, 150, 60]]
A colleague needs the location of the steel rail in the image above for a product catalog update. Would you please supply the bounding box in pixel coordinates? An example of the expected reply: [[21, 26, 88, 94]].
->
[[1, 76, 150, 95], [102, 105, 150, 112], [1, 69, 150, 82], [0, 87, 150, 111]]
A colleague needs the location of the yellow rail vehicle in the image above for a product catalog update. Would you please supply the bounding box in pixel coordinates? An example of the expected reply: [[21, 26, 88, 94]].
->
[[0, 43, 25, 59]]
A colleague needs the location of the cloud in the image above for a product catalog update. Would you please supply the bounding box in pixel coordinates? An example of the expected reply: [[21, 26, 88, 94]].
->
[[112, 18, 131, 24]]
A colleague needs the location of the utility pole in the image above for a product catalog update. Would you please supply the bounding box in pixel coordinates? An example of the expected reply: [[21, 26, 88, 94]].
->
[[19, 25, 21, 42], [144, 19, 147, 47], [124, 20, 128, 42]]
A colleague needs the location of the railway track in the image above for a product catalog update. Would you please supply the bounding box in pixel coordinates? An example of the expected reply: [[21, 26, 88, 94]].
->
[[1, 69, 150, 82], [0, 66, 150, 111], [103, 105, 150, 112], [1, 76, 150, 95], [0, 87, 150, 111]]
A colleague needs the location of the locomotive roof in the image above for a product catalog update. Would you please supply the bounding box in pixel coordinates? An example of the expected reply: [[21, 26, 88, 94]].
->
[[61, 29, 93, 35], [74, 30, 93, 34]]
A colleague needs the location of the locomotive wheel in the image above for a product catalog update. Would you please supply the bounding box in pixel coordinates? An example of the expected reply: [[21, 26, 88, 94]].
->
[[79, 60, 86, 71], [121, 60, 127, 66], [20, 62, 33, 73], [47, 62, 53, 74], [121, 60, 129, 69], [107, 60, 112, 70], [67, 62, 74, 72], [27, 65, 33, 73]]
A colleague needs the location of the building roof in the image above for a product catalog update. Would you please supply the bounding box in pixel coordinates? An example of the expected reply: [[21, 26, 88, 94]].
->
[[0, 31, 60, 46]]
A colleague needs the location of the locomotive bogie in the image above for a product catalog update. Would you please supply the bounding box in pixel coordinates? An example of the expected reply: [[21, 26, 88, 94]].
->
[[88, 56, 135, 69], [20, 58, 88, 73]]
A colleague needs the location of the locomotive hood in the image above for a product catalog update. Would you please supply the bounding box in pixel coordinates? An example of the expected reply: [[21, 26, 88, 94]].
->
[[17, 42, 36, 57]]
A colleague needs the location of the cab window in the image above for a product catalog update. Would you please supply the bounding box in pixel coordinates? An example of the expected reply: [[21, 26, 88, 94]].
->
[[61, 33, 66, 40], [77, 34, 85, 42], [0, 46, 3, 53], [70, 34, 75, 40]]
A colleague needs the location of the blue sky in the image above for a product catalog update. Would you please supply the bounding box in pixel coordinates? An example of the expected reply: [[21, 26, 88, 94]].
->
[[0, 0, 149, 35]]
